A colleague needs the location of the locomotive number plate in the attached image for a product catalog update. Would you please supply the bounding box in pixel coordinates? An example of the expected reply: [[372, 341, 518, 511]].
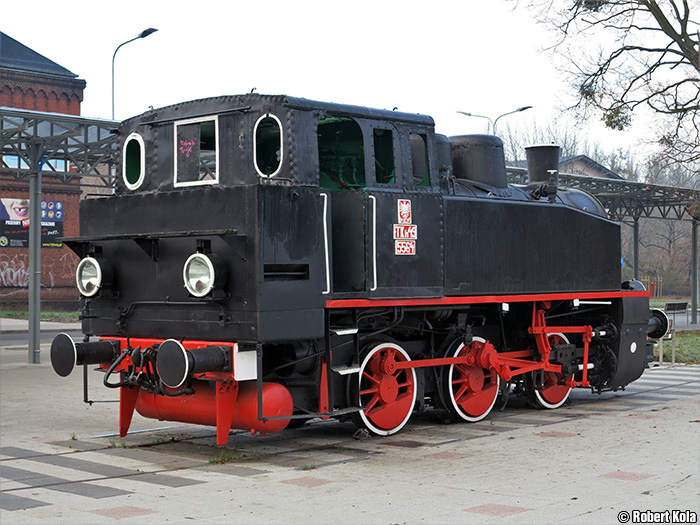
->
[[395, 240, 416, 255], [393, 224, 418, 240]]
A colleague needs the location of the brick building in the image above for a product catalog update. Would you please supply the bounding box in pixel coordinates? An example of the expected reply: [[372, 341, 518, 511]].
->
[[1, 31, 86, 309]]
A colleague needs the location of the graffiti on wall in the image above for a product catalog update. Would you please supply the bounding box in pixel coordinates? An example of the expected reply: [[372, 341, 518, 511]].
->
[[0, 251, 78, 289], [0, 253, 29, 287]]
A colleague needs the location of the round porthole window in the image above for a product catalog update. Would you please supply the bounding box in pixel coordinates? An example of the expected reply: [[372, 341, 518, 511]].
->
[[123, 132, 146, 190]]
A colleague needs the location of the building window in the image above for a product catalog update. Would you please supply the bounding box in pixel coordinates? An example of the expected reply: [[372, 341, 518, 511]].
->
[[373, 128, 395, 185], [318, 116, 365, 190], [123, 132, 145, 190], [254, 114, 283, 177], [410, 133, 430, 187], [174, 116, 219, 187]]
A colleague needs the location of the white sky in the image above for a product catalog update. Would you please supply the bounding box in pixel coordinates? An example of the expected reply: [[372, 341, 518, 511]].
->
[[3, 0, 651, 154]]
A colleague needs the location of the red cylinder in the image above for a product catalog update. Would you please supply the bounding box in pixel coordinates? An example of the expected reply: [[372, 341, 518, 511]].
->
[[135, 381, 293, 435]]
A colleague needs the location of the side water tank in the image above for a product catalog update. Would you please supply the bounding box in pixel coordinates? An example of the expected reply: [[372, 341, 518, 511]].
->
[[450, 135, 507, 189]]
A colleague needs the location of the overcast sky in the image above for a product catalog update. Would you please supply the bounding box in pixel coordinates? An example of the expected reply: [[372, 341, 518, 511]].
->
[[3, 0, 650, 153]]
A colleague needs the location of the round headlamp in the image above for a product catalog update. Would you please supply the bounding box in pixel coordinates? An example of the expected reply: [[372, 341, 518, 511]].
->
[[183, 253, 225, 297], [76, 257, 103, 297]]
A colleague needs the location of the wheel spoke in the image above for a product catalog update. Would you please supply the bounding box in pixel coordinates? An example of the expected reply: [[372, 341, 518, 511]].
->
[[363, 393, 380, 412], [362, 370, 380, 384], [453, 382, 469, 402]]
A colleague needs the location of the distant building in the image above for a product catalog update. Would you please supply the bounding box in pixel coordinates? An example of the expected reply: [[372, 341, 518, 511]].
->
[[1, 32, 85, 309], [559, 155, 625, 180]]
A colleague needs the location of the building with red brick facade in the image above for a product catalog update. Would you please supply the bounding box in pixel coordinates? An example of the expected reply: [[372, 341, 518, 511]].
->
[[1, 31, 87, 309]]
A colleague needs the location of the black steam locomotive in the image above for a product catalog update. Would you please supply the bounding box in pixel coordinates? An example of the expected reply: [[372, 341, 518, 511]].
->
[[51, 94, 668, 443]]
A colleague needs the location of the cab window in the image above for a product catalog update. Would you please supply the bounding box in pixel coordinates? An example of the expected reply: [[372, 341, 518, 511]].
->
[[123, 132, 145, 190], [318, 116, 365, 190], [373, 128, 395, 185], [410, 133, 430, 187], [174, 116, 218, 187], [254, 114, 283, 177]]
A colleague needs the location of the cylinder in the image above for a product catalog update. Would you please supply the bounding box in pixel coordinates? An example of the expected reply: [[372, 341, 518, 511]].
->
[[50, 333, 120, 377], [525, 144, 560, 184], [450, 135, 507, 188], [135, 380, 293, 435]]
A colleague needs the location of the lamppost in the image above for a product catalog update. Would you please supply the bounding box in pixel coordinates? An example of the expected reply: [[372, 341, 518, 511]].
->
[[457, 106, 533, 135], [111, 28, 158, 120], [456, 111, 494, 132]]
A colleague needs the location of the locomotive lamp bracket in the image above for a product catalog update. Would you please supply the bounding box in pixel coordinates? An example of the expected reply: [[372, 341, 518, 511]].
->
[[64, 240, 94, 258], [134, 238, 159, 261], [218, 234, 247, 262], [195, 238, 212, 254]]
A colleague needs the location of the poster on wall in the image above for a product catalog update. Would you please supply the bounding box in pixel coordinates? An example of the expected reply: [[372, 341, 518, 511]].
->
[[0, 197, 64, 248]]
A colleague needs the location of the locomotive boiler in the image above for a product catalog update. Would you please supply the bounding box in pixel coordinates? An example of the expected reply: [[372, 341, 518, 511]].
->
[[50, 94, 668, 443]]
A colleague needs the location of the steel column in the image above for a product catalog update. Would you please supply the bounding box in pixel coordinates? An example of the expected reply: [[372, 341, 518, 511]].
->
[[28, 145, 44, 364], [633, 217, 640, 281], [692, 218, 698, 325]]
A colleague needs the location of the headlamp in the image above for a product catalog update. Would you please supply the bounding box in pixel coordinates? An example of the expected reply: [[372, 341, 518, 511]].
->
[[76, 257, 104, 297], [183, 253, 225, 297]]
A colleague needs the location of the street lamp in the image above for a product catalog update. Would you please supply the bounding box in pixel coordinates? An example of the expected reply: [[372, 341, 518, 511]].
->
[[456, 111, 494, 132], [111, 28, 158, 120], [457, 106, 533, 135]]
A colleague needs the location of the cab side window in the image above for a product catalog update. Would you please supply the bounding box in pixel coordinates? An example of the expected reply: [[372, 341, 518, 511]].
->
[[254, 114, 283, 177], [174, 117, 218, 187], [373, 128, 395, 185], [318, 116, 365, 190], [410, 133, 430, 187]]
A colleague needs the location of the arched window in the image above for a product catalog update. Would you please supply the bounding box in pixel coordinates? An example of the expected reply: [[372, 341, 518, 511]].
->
[[318, 116, 365, 190]]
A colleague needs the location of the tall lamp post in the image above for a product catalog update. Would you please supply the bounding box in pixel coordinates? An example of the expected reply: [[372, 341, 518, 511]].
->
[[112, 28, 158, 120], [457, 106, 533, 135]]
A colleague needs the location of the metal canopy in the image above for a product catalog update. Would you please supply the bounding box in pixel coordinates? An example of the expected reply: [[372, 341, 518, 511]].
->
[[0, 107, 118, 188]]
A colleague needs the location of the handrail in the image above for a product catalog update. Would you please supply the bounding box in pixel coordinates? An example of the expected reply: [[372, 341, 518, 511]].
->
[[369, 195, 377, 291], [320, 192, 330, 295]]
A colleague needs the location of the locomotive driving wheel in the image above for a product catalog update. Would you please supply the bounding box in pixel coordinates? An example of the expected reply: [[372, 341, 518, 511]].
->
[[353, 342, 417, 436], [526, 333, 573, 409], [442, 337, 501, 422]]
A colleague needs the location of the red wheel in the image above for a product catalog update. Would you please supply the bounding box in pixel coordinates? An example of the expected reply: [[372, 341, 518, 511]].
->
[[443, 337, 500, 422], [527, 333, 573, 409], [354, 343, 417, 436]]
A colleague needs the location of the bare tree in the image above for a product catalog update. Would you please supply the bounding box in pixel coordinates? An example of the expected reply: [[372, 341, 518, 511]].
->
[[500, 118, 642, 176], [517, 0, 700, 177]]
